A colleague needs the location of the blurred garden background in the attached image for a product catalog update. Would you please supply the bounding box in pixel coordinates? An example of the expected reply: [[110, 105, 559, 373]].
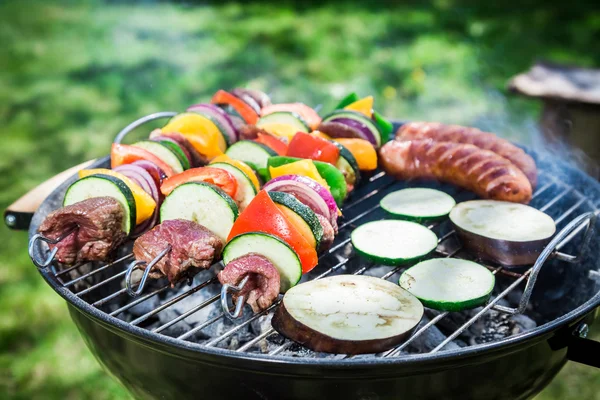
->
[[1, 1, 600, 398]]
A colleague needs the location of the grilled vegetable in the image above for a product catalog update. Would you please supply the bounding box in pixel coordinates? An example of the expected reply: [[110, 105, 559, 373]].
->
[[262, 175, 339, 229], [225, 140, 277, 181], [332, 138, 377, 171], [211, 89, 259, 124], [380, 188, 456, 221], [228, 191, 318, 273], [78, 169, 156, 225], [161, 113, 228, 159], [111, 143, 176, 177], [184, 108, 232, 147], [272, 275, 424, 354], [210, 154, 260, 191], [261, 103, 321, 130], [210, 162, 256, 209], [344, 96, 373, 117], [153, 139, 191, 170], [268, 156, 347, 206], [186, 104, 239, 144], [449, 200, 556, 266], [256, 112, 310, 142], [399, 258, 495, 311], [64, 174, 136, 235], [160, 167, 238, 199], [332, 141, 360, 189], [268, 158, 330, 190], [322, 110, 382, 147], [268, 191, 323, 249], [334, 92, 359, 109], [223, 232, 302, 292], [287, 132, 340, 165], [351, 220, 438, 265], [254, 132, 288, 156], [132, 141, 186, 174], [160, 182, 238, 242]]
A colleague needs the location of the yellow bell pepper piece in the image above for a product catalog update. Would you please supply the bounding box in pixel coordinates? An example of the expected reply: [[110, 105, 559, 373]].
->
[[311, 130, 332, 140], [161, 113, 227, 160], [344, 96, 373, 118], [269, 159, 330, 190], [210, 154, 260, 191], [256, 122, 297, 142], [78, 169, 156, 225], [333, 138, 378, 171]]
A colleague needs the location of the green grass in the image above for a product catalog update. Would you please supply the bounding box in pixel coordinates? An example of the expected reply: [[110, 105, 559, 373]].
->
[[1, 1, 599, 399]]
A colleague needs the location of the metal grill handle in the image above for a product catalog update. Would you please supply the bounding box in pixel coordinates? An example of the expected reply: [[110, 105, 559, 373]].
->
[[113, 111, 178, 144]]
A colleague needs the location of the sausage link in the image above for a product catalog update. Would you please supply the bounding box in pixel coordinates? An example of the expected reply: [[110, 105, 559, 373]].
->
[[380, 139, 532, 203], [397, 122, 537, 188]]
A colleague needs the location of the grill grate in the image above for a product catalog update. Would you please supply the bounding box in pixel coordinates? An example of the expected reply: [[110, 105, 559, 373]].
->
[[42, 168, 598, 359]]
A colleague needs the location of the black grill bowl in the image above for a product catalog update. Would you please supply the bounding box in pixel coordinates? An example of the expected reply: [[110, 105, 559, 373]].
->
[[29, 150, 600, 400]]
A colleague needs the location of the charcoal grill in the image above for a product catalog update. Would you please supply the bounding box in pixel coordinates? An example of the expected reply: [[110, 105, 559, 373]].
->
[[24, 117, 600, 400]]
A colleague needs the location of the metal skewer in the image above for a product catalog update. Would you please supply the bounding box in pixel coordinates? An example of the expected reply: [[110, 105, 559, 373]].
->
[[28, 227, 77, 268], [125, 245, 172, 297], [221, 275, 250, 321]]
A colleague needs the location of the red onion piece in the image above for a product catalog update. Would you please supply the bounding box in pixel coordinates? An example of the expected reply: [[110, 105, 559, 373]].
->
[[130, 160, 165, 186], [114, 164, 162, 237], [187, 103, 238, 143], [263, 175, 339, 228], [329, 117, 377, 146]]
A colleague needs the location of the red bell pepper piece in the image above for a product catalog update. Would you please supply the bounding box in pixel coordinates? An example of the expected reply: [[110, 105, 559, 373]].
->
[[227, 190, 318, 273], [161, 167, 237, 198], [287, 132, 340, 165], [211, 90, 259, 125], [255, 132, 288, 156], [111, 143, 176, 178]]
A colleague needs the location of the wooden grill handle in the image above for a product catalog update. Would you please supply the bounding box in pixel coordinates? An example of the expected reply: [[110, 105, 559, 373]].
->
[[4, 159, 97, 231]]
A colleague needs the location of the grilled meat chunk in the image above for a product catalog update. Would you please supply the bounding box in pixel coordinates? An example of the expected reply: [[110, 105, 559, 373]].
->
[[380, 139, 532, 204], [133, 219, 223, 285], [38, 197, 127, 265], [218, 253, 280, 313], [238, 124, 266, 141], [316, 213, 335, 253], [397, 122, 537, 187]]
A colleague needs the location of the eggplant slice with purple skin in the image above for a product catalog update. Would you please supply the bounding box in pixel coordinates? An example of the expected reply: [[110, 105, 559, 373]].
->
[[449, 200, 556, 267], [272, 275, 424, 355]]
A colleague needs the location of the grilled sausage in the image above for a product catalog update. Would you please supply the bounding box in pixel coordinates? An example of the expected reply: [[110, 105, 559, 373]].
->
[[397, 122, 537, 188], [380, 139, 533, 203]]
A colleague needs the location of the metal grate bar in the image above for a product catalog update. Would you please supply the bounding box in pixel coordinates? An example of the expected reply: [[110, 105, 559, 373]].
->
[[130, 277, 218, 326], [177, 313, 225, 341], [531, 181, 554, 200], [93, 288, 127, 307], [75, 270, 127, 297], [108, 284, 170, 314], [153, 294, 220, 334], [555, 197, 587, 225], [431, 269, 532, 352], [63, 254, 133, 288], [54, 262, 86, 278], [236, 329, 278, 353], [539, 186, 572, 212], [383, 312, 449, 357]]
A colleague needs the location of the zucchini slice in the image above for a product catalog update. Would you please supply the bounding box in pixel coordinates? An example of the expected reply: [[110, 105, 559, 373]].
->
[[210, 162, 257, 210], [399, 258, 495, 312], [158, 140, 191, 170], [64, 174, 136, 235], [351, 220, 438, 265], [268, 191, 323, 249], [132, 140, 185, 174], [380, 188, 456, 221], [333, 141, 361, 189], [223, 232, 302, 292], [257, 111, 310, 133], [225, 140, 277, 181], [272, 275, 424, 354], [160, 181, 238, 242]]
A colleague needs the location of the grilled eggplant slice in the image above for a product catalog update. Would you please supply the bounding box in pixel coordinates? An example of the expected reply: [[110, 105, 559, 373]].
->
[[449, 200, 556, 266], [272, 275, 424, 354]]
